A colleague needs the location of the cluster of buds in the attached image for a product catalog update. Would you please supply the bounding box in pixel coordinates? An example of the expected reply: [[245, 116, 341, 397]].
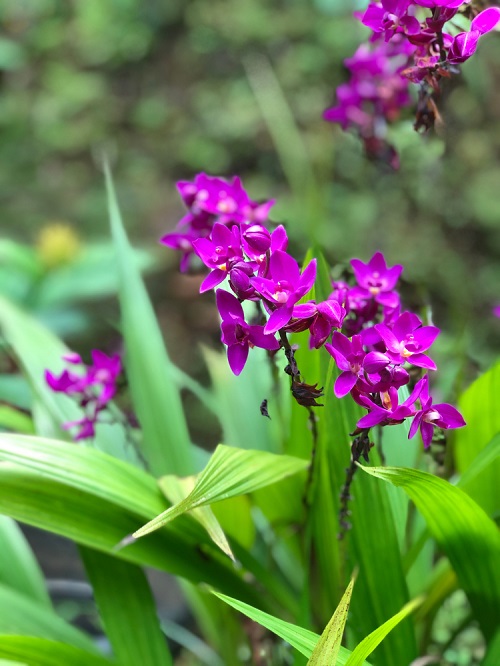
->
[[325, 1, 500, 163], [164, 173, 466, 448], [45, 350, 121, 440]]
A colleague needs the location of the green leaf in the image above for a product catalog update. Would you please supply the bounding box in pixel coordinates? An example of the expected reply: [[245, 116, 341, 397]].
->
[[133, 444, 309, 539], [80, 547, 173, 666], [0, 516, 50, 608], [0, 405, 34, 434], [212, 591, 372, 666], [458, 432, 500, 494], [358, 464, 500, 640], [344, 597, 423, 666], [454, 360, 500, 515], [159, 474, 234, 560], [481, 630, 500, 666], [0, 434, 271, 608], [307, 575, 355, 665], [0, 584, 97, 653], [105, 162, 193, 476], [0, 637, 114, 666]]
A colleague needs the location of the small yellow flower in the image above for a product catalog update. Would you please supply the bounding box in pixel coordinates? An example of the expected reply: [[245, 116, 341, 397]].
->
[[36, 223, 81, 268]]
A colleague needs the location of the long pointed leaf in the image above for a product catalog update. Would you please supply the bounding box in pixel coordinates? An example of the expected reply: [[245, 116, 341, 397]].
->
[[359, 464, 500, 640], [105, 163, 193, 476], [80, 547, 173, 666], [0, 637, 114, 666], [133, 444, 308, 539]]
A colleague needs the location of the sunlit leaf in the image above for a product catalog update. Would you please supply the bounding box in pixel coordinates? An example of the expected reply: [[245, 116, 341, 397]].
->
[[359, 464, 500, 639], [133, 444, 309, 539], [159, 474, 234, 560], [0, 636, 114, 666], [105, 162, 193, 477], [212, 591, 372, 665], [307, 575, 355, 665], [344, 597, 423, 666]]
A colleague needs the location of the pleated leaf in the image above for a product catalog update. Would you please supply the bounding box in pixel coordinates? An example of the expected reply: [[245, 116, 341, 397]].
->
[[307, 575, 355, 665], [0, 434, 269, 608], [359, 464, 500, 640], [159, 475, 234, 560], [133, 444, 309, 539], [344, 597, 422, 666], [105, 162, 193, 477], [0, 637, 114, 666], [212, 591, 372, 666], [0, 583, 97, 653], [80, 547, 173, 666]]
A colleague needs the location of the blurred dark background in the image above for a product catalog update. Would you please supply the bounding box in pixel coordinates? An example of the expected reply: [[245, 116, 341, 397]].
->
[[1, 0, 500, 374]]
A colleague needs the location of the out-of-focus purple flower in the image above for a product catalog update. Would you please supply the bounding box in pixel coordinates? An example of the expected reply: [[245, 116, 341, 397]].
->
[[408, 375, 466, 447], [414, 0, 469, 7], [376, 311, 439, 370], [350, 251, 403, 309], [252, 251, 317, 334], [362, 0, 420, 41], [288, 299, 346, 349], [216, 289, 279, 375], [45, 350, 121, 440], [493, 305, 500, 318], [325, 332, 366, 398]]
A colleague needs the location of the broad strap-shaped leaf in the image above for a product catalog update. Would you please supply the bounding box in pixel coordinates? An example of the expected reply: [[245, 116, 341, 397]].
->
[[0, 583, 97, 653], [0, 516, 50, 608], [80, 547, 173, 666], [159, 475, 234, 561], [307, 575, 355, 665], [105, 162, 193, 477], [359, 464, 500, 640], [344, 597, 422, 666], [0, 636, 114, 666], [454, 360, 500, 515], [133, 444, 309, 539], [0, 405, 34, 434], [212, 591, 372, 666], [0, 435, 272, 609]]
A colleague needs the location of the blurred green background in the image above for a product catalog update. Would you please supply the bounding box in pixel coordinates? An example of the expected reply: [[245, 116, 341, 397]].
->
[[1, 0, 500, 372]]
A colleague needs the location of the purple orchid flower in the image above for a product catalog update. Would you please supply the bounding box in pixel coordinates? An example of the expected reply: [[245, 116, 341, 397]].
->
[[362, 0, 420, 41], [325, 332, 366, 398], [408, 375, 466, 448], [375, 311, 439, 370], [493, 305, 500, 318], [251, 251, 317, 334], [350, 251, 403, 309], [45, 350, 121, 441], [287, 299, 346, 349], [216, 289, 280, 375], [356, 382, 420, 429], [192, 223, 244, 292]]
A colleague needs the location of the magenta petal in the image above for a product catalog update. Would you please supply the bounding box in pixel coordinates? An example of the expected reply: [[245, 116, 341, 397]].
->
[[471, 7, 500, 35], [409, 353, 437, 371], [269, 250, 300, 284], [408, 412, 423, 440], [270, 225, 288, 252], [227, 344, 249, 376], [334, 371, 358, 398], [412, 326, 440, 351], [375, 323, 400, 352], [434, 403, 466, 429], [357, 408, 387, 429], [364, 351, 390, 374], [324, 343, 350, 372], [200, 269, 227, 293], [309, 317, 332, 349], [265, 306, 293, 334], [420, 421, 434, 448], [248, 325, 280, 350], [293, 301, 317, 318], [216, 289, 244, 321]]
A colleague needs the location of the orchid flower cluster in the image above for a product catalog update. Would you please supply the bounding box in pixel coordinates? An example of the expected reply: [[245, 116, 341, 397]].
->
[[163, 173, 466, 449], [45, 350, 121, 440], [324, 1, 500, 164]]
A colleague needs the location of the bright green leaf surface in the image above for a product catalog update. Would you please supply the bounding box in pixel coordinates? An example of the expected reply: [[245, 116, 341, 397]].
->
[[344, 597, 422, 666], [0, 516, 50, 608], [105, 162, 193, 477], [133, 444, 309, 538], [0, 636, 114, 666], [0, 405, 34, 434], [454, 360, 500, 515], [212, 591, 372, 665], [359, 465, 500, 640], [80, 548, 173, 666], [0, 584, 96, 653], [307, 576, 355, 665]]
